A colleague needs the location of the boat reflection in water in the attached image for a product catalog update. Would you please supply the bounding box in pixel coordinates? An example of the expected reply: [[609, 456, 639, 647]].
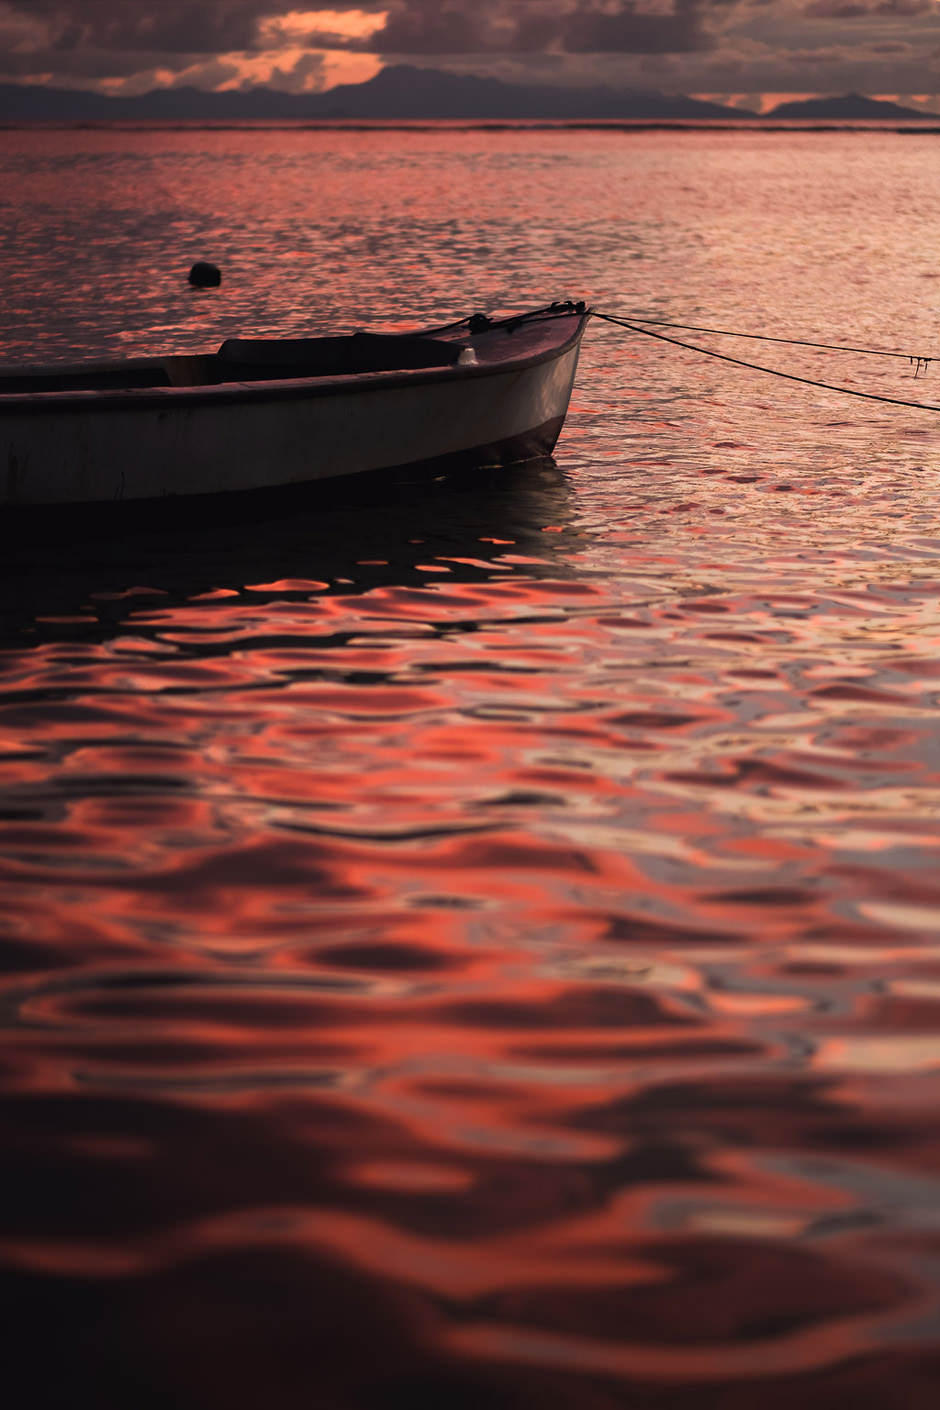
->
[[0, 453, 581, 637]]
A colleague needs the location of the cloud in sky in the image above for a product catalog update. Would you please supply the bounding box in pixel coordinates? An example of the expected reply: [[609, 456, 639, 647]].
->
[[2, 0, 940, 100]]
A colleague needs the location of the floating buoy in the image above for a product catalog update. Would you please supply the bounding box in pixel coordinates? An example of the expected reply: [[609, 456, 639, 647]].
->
[[188, 262, 221, 288]]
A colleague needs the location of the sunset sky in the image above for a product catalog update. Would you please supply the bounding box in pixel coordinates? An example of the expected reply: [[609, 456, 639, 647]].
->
[[2, 1, 940, 108]]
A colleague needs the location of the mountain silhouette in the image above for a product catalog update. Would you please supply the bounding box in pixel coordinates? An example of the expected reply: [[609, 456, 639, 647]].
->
[[763, 92, 932, 121], [0, 65, 753, 122]]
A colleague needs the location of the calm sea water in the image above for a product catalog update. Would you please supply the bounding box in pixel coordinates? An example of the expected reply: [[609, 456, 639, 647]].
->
[[2, 127, 940, 1408]]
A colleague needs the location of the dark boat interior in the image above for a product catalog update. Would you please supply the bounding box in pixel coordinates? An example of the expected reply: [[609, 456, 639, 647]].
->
[[0, 332, 472, 395]]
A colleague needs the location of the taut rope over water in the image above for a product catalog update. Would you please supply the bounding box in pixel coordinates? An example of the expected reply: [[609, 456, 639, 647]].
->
[[591, 311, 940, 414], [599, 313, 934, 367]]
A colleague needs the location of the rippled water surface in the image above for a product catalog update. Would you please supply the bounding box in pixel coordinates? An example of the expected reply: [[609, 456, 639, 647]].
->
[[2, 128, 940, 1408]]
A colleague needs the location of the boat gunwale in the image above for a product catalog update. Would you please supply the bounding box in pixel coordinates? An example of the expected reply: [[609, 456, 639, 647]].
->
[[0, 311, 588, 418]]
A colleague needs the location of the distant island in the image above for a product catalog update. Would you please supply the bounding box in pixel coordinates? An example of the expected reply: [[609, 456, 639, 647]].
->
[[764, 93, 932, 121], [0, 69, 936, 125]]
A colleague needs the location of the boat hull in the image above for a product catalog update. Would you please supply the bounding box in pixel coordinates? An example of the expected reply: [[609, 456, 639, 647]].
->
[[1, 312, 585, 513]]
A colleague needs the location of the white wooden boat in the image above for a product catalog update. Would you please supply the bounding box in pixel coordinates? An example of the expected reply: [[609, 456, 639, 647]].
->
[[0, 302, 588, 520]]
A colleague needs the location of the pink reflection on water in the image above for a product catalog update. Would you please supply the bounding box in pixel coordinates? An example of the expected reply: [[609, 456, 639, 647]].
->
[[2, 126, 940, 1405]]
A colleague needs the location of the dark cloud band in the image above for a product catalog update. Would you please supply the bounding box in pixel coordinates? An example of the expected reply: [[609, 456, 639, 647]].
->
[[2, 1, 717, 59], [2, 0, 939, 99]]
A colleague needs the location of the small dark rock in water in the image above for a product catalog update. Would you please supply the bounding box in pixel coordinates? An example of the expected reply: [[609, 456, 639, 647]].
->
[[188, 262, 221, 288]]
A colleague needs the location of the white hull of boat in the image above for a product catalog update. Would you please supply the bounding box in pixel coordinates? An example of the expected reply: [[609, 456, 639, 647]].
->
[[1, 310, 586, 512]]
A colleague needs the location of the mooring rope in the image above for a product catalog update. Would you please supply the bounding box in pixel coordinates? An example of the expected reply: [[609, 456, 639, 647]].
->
[[605, 313, 934, 370], [592, 311, 940, 413], [426, 302, 940, 411]]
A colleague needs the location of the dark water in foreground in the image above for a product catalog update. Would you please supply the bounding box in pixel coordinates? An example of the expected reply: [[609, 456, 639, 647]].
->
[[1, 128, 940, 1407]]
